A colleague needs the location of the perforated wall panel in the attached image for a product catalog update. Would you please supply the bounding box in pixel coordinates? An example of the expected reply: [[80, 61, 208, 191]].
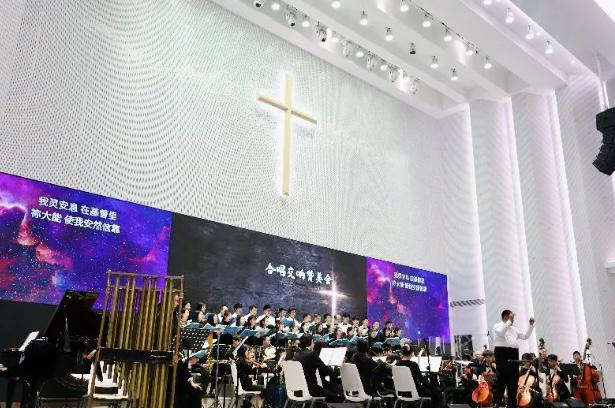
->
[[0, 0, 454, 287]]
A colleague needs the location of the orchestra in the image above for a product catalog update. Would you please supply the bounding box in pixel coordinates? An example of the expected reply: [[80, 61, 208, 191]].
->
[[172, 303, 606, 408]]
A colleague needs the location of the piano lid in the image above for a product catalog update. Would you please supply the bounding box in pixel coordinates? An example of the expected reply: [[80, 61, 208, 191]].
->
[[43, 290, 100, 342]]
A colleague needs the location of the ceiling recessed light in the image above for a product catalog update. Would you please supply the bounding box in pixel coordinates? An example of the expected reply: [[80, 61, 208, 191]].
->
[[505, 8, 515, 24], [484, 56, 493, 70], [483, 0, 493, 5], [331, 0, 341, 9], [355, 47, 365, 58], [525, 25, 535, 40], [465, 43, 474, 56], [359, 10, 368, 26], [545, 40, 554, 55], [451, 68, 459, 81], [400, 0, 410, 12], [301, 14, 311, 27], [443, 28, 453, 42], [422, 13, 432, 28], [430, 56, 439, 69], [385, 27, 394, 41], [271, 1, 281, 11]]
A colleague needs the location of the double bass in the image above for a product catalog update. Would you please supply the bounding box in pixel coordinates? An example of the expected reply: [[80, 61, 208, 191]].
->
[[573, 340, 602, 404]]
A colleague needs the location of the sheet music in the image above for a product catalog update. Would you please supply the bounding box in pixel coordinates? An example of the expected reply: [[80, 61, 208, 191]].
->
[[319, 347, 347, 366], [415, 356, 442, 372], [19, 331, 39, 352]]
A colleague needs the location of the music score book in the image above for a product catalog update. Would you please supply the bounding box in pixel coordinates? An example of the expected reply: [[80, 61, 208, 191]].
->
[[319, 347, 347, 366]]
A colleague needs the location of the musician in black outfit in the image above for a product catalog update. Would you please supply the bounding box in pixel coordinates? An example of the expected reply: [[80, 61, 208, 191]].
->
[[292, 334, 343, 402], [236, 346, 266, 408], [546, 354, 572, 401], [175, 354, 203, 408], [351, 339, 394, 395], [395, 344, 444, 408]]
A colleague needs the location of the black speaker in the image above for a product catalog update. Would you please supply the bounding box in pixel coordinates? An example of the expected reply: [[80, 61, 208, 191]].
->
[[565, 398, 587, 408], [594, 106, 615, 175]]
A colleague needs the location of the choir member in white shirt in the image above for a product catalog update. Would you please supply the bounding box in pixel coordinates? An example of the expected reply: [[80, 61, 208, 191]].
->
[[240, 305, 258, 325], [231, 303, 243, 323], [256, 305, 276, 327], [492, 309, 535, 408], [216, 304, 228, 325]]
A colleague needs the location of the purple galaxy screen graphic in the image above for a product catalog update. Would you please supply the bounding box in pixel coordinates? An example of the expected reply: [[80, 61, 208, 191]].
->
[[366, 257, 450, 342], [0, 172, 171, 308]]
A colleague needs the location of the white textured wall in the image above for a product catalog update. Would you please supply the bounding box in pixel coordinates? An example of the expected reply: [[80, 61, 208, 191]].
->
[[556, 75, 615, 396], [0, 0, 466, 319], [511, 93, 587, 357], [470, 99, 536, 352]]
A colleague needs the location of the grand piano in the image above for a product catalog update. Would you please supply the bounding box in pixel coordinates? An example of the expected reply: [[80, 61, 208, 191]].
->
[[0, 290, 101, 407]]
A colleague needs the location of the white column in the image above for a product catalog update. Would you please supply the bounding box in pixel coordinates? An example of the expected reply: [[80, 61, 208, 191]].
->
[[511, 92, 586, 356], [470, 99, 535, 352], [439, 110, 489, 350]]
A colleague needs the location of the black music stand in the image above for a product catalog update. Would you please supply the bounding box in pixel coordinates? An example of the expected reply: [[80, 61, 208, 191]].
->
[[174, 327, 210, 355], [206, 332, 230, 408]]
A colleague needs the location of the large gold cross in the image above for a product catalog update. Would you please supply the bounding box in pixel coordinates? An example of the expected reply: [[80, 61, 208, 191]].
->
[[257, 73, 317, 196]]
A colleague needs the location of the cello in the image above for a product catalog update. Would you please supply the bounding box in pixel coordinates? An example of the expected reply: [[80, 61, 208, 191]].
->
[[472, 345, 495, 407], [517, 355, 540, 408]]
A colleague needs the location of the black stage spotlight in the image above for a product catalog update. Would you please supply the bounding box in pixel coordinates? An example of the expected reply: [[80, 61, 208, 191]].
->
[[254, 0, 265, 8], [593, 107, 615, 175]]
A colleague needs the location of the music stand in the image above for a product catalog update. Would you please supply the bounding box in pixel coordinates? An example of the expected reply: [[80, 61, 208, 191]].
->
[[173, 327, 210, 355], [206, 336, 230, 408]]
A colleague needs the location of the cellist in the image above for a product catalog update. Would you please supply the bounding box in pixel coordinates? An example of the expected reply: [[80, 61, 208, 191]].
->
[[471, 350, 497, 406], [546, 354, 571, 401], [517, 353, 542, 408]]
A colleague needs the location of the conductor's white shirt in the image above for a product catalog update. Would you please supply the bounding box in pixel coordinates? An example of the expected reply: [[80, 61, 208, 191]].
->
[[492, 320, 534, 348]]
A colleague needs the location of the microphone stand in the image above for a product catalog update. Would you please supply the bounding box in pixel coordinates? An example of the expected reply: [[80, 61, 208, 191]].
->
[[424, 338, 432, 386]]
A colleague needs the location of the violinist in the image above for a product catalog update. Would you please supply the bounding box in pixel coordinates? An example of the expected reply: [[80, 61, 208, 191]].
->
[[351, 339, 394, 396], [475, 350, 497, 378], [236, 346, 266, 408], [469, 351, 485, 376], [546, 354, 571, 401]]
